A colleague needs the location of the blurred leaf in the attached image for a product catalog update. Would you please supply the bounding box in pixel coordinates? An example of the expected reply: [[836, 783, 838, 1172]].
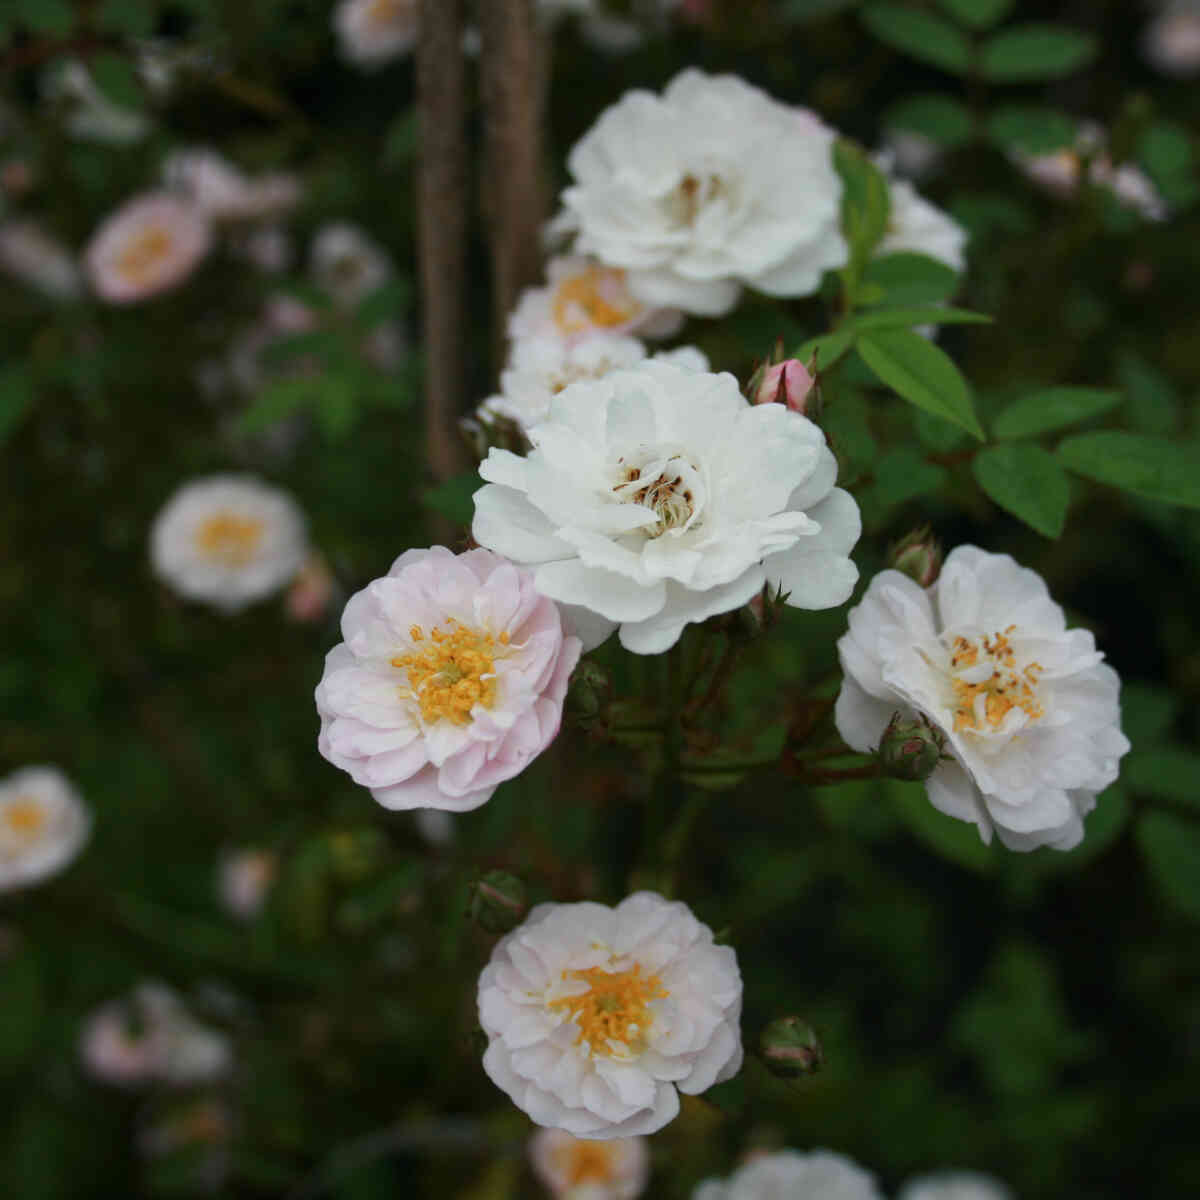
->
[[973, 443, 1069, 537], [98, 0, 158, 34], [381, 110, 419, 171], [834, 140, 891, 268], [260, 331, 341, 370], [986, 106, 1078, 154], [796, 325, 856, 372], [949, 192, 1036, 239], [1116, 350, 1179, 435], [914, 407, 967, 453], [1057, 433, 1200, 508], [0, 363, 34, 444], [892, 779, 994, 872], [1137, 811, 1200, 920], [1138, 120, 1199, 211], [860, 4, 971, 74], [1125, 750, 1200, 809], [979, 24, 1098, 82], [936, 0, 1014, 29], [14, 0, 74, 34], [238, 376, 325, 435], [1120, 683, 1177, 748], [862, 253, 959, 306], [853, 306, 991, 331], [885, 94, 973, 148], [314, 375, 358, 440], [823, 384, 877, 482], [993, 387, 1120, 440], [0, 951, 43, 1072], [872, 447, 948, 508], [858, 328, 985, 440], [422, 472, 479, 526], [90, 52, 144, 109], [356, 278, 412, 328]]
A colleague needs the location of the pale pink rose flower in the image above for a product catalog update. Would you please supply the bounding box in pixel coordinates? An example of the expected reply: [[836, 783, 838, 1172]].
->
[[1144, 3, 1200, 76], [84, 192, 212, 303], [79, 985, 179, 1086], [530, 1128, 650, 1199], [217, 849, 277, 919], [334, 0, 419, 68], [164, 148, 301, 222], [316, 546, 582, 812], [286, 553, 337, 624]]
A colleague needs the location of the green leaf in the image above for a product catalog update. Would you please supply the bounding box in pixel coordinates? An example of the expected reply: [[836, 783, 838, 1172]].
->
[[237, 376, 325, 435], [861, 3, 972, 74], [885, 94, 973, 149], [986, 106, 1078, 155], [854, 306, 992, 331], [0, 364, 34, 444], [90, 52, 144, 109], [1125, 750, 1200, 809], [1137, 811, 1200, 920], [979, 24, 1099, 82], [822, 385, 877, 482], [993, 387, 1120, 440], [1120, 683, 1177, 748], [796, 325, 856, 372], [936, 0, 1015, 29], [381, 110, 420, 171], [1057, 433, 1200, 508], [314, 375, 357, 440], [858, 328, 984, 440], [872, 447, 949, 509], [914, 407, 967, 453], [356, 278, 412, 328], [259, 331, 341, 371], [833, 140, 891, 268], [422, 472, 480, 526], [973, 443, 1070, 537], [98, 0, 158, 34], [1116, 350, 1179, 435], [861, 253, 960, 306], [1138, 119, 1199, 211], [15, 0, 73, 34]]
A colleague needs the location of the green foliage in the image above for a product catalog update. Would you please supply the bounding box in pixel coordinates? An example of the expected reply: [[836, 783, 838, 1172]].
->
[[860, 4, 972, 74], [992, 387, 1120, 440], [12, 0, 74, 35], [1116, 350, 1180, 436], [422, 472, 479, 526], [1057, 432, 1200, 508], [861, 253, 960, 307], [834, 140, 892, 288], [985, 106, 1078, 154], [978, 25, 1099, 82], [973, 443, 1070, 537], [885, 95, 973, 149], [1136, 812, 1200, 920], [0, 364, 33, 445], [935, 0, 1015, 30]]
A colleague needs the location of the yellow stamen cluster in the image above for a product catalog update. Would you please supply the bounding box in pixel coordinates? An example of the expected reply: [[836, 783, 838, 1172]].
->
[[391, 621, 508, 725], [557, 1139, 618, 1186], [552, 265, 640, 334], [366, 0, 410, 27], [194, 512, 265, 567], [3, 798, 46, 837], [116, 226, 174, 284], [951, 627, 1045, 733], [549, 964, 668, 1057]]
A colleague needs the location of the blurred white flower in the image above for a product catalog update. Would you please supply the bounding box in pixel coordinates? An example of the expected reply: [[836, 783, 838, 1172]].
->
[[0, 220, 83, 300], [150, 474, 308, 613], [413, 808, 455, 846], [1144, 1, 1200, 76], [473, 360, 861, 654], [44, 60, 150, 144], [0, 767, 90, 893], [217, 849, 277, 920], [334, 0, 419, 67], [876, 172, 967, 274], [510, 256, 684, 345], [530, 1127, 650, 1198], [898, 1171, 1014, 1200], [163, 148, 301, 222], [880, 129, 944, 181], [835, 546, 1131, 851], [311, 221, 393, 309], [479, 891, 742, 1139], [316, 546, 582, 812], [84, 192, 212, 303], [480, 333, 708, 433], [550, 69, 846, 316], [693, 1149, 883, 1200], [80, 983, 231, 1088]]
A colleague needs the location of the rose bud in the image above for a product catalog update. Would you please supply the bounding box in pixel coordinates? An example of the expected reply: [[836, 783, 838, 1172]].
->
[[888, 525, 943, 588], [759, 1015, 824, 1078], [468, 870, 528, 934], [879, 713, 945, 782]]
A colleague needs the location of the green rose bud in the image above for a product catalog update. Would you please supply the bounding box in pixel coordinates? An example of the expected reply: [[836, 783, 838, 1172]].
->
[[888, 525, 942, 588], [759, 1015, 824, 1078], [879, 712, 944, 782], [468, 870, 528, 934]]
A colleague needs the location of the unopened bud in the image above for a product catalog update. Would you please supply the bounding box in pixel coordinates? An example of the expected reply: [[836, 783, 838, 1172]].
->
[[747, 340, 817, 416], [888, 525, 942, 588], [566, 660, 612, 720], [468, 870, 527, 934], [879, 713, 944, 782], [759, 1016, 823, 1078]]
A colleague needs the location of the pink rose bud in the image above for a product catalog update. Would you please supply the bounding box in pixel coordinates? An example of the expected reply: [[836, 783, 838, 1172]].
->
[[753, 359, 815, 415], [887, 525, 942, 588]]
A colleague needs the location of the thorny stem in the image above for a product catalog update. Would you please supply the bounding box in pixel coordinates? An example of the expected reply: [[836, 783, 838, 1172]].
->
[[789, 760, 880, 785]]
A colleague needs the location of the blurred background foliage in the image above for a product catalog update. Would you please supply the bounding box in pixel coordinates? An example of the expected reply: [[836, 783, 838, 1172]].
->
[[2, 0, 1200, 1197]]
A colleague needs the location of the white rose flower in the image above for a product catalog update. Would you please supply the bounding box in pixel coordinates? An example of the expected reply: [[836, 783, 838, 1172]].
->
[[150, 474, 308, 613], [529, 1128, 650, 1199], [551, 69, 847, 317], [217, 849, 277, 920], [1144, 1, 1200, 76], [315, 546, 582, 812], [898, 1171, 1014, 1200], [835, 546, 1131, 852], [472, 360, 861, 654], [43, 60, 150, 144], [876, 174, 967, 274], [311, 222, 393, 309], [693, 1149, 883, 1200], [481, 333, 708, 433], [334, 0, 419, 67], [83, 191, 212, 304], [478, 891, 742, 1139], [0, 220, 83, 300], [509, 256, 683, 345], [163, 148, 300, 222], [0, 767, 90, 892]]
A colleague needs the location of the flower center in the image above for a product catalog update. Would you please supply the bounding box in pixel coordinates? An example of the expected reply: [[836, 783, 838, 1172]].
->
[[667, 172, 726, 227], [366, 0, 412, 29], [3, 798, 45, 838], [949, 627, 1045, 734], [556, 1139, 619, 1186], [391, 621, 508, 725], [116, 225, 174, 284], [194, 512, 265, 567], [548, 963, 668, 1058], [551, 265, 641, 334], [612, 447, 703, 536]]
